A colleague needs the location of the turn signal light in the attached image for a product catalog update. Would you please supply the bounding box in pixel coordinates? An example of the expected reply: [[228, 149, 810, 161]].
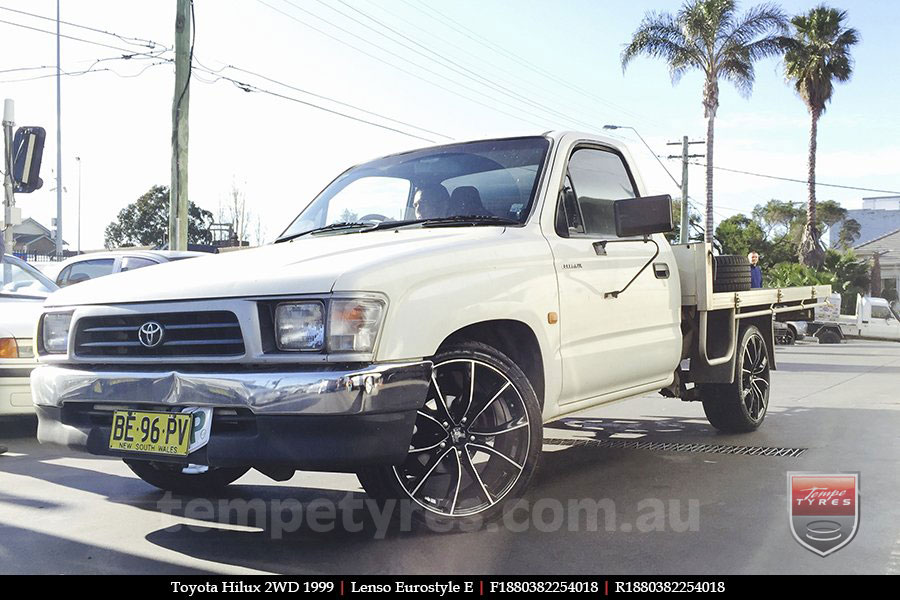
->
[[0, 338, 18, 359]]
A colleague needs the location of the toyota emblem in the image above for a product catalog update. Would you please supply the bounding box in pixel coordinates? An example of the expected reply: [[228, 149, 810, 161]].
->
[[138, 321, 165, 348]]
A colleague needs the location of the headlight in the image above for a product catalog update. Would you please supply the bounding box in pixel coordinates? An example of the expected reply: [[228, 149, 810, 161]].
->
[[328, 298, 385, 353], [275, 302, 325, 351], [42, 313, 73, 354]]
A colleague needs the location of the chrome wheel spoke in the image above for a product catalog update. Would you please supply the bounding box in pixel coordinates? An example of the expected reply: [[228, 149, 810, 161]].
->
[[431, 374, 454, 425], [461, 447, 494, 506], [409, 447, 455, 497], [469, 381, 511, 425], [409, 435, 449, 453], [467, 442, 524, 471], [449, 449, 463, 515], [469, 419, 528, 437]]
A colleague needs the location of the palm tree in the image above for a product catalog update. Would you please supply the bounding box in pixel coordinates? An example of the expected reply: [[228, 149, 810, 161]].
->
[[622, 0, 787, 243], [782, 6, 858, 268]]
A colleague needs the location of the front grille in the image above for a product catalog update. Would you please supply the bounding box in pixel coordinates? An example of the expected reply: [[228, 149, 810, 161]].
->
[[74, 311, 245, 358]]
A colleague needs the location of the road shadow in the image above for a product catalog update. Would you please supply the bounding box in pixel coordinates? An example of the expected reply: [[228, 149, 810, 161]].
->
[[0, 523, 210, 574], [0, 415, 37, 440]]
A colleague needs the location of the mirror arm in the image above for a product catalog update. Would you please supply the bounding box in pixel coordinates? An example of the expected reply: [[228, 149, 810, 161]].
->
[[593, 235, 659, 299]]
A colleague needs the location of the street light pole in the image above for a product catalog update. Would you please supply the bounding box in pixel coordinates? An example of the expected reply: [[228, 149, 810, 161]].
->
[[76, 156, 81, 254], [55, 0, 63, 259]]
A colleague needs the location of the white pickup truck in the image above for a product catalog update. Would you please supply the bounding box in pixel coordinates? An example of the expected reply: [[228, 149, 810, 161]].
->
[[807, 293, 900, 343], [31, 132, 829, 525]]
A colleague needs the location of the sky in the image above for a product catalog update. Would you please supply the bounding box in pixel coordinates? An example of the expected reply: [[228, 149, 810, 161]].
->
[[1, 0, 898, 251]]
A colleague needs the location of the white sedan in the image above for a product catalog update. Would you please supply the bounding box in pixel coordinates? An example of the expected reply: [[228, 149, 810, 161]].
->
[[1, 255, 57, 415]]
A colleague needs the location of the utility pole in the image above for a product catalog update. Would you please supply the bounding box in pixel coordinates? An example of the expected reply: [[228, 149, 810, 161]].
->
[[55, 0, 63, 259], [170, 0, 191, 251], [76, 155, 81, 254], [2, 99, 15, 256], [667, 136, 705, 244]]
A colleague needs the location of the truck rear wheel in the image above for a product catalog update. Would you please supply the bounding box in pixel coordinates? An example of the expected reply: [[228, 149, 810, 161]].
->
[[699, 325, 770, 433], [125, 460, 249, 495], [357, 341, 542, 528], [818, 329, 841, 344]]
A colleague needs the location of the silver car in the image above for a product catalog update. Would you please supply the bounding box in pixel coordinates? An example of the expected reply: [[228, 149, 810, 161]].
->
[[1, 255, 57, 415]]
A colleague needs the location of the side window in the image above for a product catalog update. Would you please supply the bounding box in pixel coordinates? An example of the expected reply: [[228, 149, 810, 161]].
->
[[559, 147, 637, 237], [871, 305, 893, 320], [60, 259, 115, 286], [120, 257, 158, 272], [56, 265, 72, 287]]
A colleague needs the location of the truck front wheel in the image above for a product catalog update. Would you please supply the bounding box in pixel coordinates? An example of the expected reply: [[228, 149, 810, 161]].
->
[[357, 341, 542, 527], [699, 325, 770, 433], [125, 460, 249, 495]]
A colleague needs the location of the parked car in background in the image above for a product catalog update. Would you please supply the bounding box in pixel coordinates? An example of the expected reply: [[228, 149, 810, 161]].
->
[[808, 293, 900, 343], [1, 255, 57, 415], [55, 250, 204, 288]]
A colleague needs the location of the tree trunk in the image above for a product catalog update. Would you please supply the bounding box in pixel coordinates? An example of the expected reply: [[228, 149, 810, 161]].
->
[[705, 112, 715, 243], [798, 110, 825, 268]]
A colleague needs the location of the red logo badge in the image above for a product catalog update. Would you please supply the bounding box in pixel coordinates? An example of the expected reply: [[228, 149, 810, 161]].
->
[[788, 472, 859, 556]]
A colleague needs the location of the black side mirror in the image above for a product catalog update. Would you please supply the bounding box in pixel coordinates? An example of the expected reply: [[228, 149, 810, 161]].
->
[[13, 126, 46, 193], [613, 194, 674, 238]]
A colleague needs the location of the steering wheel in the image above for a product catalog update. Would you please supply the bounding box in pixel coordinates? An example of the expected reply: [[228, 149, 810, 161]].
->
[[359, 213, 389, 222]]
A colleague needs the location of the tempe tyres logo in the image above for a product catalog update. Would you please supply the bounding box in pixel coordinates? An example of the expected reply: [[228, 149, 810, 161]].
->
[[788, 472, 859, 556]]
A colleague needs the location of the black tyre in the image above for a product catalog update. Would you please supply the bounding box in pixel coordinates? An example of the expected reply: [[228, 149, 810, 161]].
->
[[713, 255, 751, 293], [125, 460, 249, 495], [784, 327, 796, 345], [699, 325, 770, 433], [357, 341, 542, 528], [818, 329, 842, 344]]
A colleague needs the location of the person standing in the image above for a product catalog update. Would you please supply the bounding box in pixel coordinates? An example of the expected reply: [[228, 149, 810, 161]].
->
[[748, 251, 763, 288]]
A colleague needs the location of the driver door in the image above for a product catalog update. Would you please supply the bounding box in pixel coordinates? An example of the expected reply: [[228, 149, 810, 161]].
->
[[548, 146, 681, 405]]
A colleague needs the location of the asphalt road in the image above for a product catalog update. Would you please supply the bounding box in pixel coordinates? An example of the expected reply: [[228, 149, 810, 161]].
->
[[1, 339, 898, 575]]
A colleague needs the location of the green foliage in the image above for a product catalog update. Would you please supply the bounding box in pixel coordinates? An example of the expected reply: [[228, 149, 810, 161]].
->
[[104, 185, 214, 249], [666, 201, 704, 244], [765, 249, 870, 314], [781, 6, 859, 117]]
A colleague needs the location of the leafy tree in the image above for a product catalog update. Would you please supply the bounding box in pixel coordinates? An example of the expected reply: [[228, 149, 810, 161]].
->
[[622, 0, 787, 242], [104, 185, 213, 249], [836, 218, 861, 249], [781, 6, 859, 268], [714, 214, 767, 259], [765, 248, 869, 313], [666, 201, 704, 244]]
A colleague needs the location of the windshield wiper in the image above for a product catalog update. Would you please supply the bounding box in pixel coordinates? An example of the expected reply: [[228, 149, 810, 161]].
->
[[275, 215, 518, 242], [275, 222, 373, 242], [417, 215, 519, 227]]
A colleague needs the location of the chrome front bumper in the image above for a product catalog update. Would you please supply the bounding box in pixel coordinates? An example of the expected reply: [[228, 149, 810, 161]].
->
[[31, 361, 433, 469], [31, 361, 433, 415]]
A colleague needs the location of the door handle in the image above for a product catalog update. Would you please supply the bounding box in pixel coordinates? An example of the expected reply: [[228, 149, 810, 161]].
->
[[653, 262, 670, 279]]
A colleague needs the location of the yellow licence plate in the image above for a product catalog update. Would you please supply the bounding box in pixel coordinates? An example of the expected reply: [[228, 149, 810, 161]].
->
[[109, 410, 194, 456]]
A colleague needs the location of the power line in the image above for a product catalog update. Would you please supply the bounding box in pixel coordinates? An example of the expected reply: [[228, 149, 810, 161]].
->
[[400, 0, 663, 130], [688, 161, 900, 196], [274, 0, 568, 129], [318, 0, 600, 132], [357, 0, 612, 126], [255, 0, 547, 129], [191, 65, 442, 144], [0, 5, 168, 50], [0, 59, 170, 84], [0, 17, 154, 54], [222, 64, 453, 140]]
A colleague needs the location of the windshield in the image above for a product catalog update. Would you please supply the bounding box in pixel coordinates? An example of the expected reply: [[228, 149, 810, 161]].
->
[[279, 136, 551, 239], [1, 255, 58, 297]]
